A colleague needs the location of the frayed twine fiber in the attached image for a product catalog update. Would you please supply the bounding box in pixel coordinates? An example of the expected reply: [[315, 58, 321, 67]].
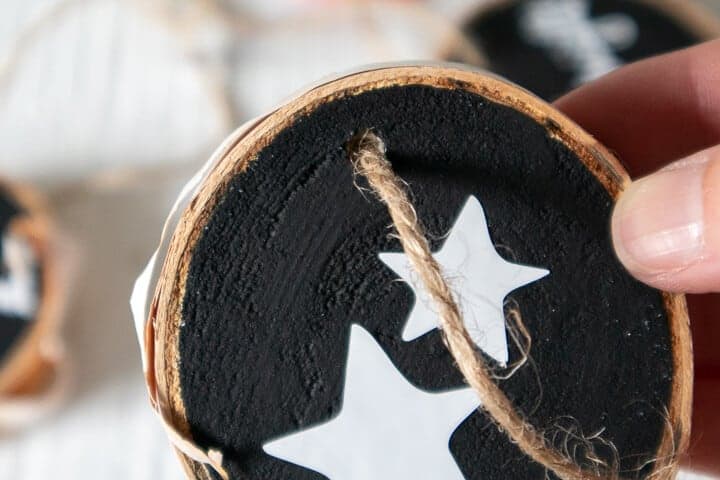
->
[[348, 130, 679, 480]]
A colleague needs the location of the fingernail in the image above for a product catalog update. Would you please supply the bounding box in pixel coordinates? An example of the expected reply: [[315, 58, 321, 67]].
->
[[613, 158, 709, 275]]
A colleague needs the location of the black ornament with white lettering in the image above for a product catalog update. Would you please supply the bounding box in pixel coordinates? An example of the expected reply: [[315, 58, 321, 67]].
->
[[0, 180, 66, 429], [449, 0, 720, 100], [0, 184, 39, 364], [148, 66, 691, 480]]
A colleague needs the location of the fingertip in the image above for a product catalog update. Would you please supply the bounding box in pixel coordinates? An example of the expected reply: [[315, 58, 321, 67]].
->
[[611, 147, 720, 293]]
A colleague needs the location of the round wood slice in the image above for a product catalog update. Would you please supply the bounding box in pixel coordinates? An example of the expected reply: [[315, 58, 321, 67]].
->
[[0, 179, 64, 408], [443, 0, 720, 100], [146, 65, 692, 480]]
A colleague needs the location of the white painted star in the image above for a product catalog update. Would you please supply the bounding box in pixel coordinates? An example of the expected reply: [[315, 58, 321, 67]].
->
[[264, 325, 478, 479], [0, 234, 38, 319], [379, 196, 549, 366]]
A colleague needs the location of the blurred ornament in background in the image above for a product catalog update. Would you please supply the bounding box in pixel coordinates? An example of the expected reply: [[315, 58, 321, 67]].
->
[[444, 0, 720, 100], [0, 0, 231, 182], [0, 178, 69, 433], [149, 0, 477, 118], [0, 0, 477, 183]]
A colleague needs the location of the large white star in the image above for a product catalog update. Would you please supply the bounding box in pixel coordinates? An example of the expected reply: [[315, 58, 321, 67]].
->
[[0, 234, 38, 319], [379, 196, 549, 366], [264, 325, 478, 479]]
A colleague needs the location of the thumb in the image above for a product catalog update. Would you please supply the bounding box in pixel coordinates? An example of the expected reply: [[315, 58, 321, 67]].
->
[[612, 145, 720, 293]]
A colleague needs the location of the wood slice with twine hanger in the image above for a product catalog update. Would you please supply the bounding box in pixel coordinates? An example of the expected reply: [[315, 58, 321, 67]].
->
[[136, 65, 692, 480], [441, 0, 720, 101]]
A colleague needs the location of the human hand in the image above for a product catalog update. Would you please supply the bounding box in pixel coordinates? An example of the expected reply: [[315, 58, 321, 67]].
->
[[556, 39, 720, 476]]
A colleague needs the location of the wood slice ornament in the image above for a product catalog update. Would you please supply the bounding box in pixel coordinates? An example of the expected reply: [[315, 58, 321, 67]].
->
[[443, 0, 720, 100], [132, 65, 692, 480], [0, 179, 67, 431]]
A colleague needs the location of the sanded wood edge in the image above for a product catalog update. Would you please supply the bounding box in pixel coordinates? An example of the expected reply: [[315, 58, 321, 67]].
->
[[661, 292, 694, 465], [151, 64, 692, 479], [0, 180, 65, 398]]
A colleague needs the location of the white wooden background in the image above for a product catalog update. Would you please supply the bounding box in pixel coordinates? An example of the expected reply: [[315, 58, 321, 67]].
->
[[0, 1, 715, 479]]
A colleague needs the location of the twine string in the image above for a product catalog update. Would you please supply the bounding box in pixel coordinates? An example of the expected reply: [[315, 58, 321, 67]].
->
[[349, 130, 677, 480]]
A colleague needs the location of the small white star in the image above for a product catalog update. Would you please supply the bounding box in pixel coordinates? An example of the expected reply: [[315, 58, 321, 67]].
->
[[264, 325, 478, 480], [0, 234, 38, 319], [379, 196, 549, 366]]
